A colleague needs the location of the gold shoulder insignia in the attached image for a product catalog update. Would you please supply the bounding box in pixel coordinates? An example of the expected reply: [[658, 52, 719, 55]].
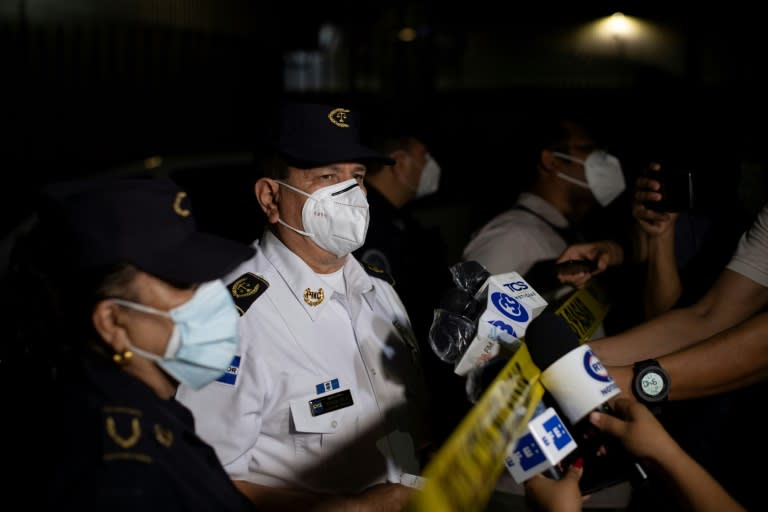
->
[[101, 406, 153, 464], [227, 272, 269, 316], [361, 262, 395, 286]]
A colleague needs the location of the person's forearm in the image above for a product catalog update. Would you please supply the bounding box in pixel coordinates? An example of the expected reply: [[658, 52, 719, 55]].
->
[[643, 229, 681, 318], [233, 480, 357, 512], [662, 311, 768, 400], [592, 270, 768, 366], [650, 440, 746, 511]]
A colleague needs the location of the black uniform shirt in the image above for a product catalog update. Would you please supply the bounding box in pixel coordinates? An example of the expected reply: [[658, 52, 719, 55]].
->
[[19, 352, 256, 512]]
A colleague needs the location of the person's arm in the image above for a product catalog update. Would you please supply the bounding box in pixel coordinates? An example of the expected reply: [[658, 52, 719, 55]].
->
[[590, 268, 768, 366], [233, 480, 413, 512], [589, 399, 745, 512], [642, 222, 681, 318], [631, 164, 682, 318]]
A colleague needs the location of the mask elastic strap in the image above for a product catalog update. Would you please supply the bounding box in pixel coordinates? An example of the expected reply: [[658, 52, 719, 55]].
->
[[277, 218, 314, 238], [555, 172, 590, 190], [111, 299, 172, 319], [275, 180, 312, 199], [112, 299, 181, 359], [274, 181, 315, 238], [551, 151, 585, 165]]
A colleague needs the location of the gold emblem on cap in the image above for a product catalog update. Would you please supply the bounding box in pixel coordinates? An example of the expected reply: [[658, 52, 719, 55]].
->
[[304, 287, 325, 306], [328, 108, 350, 128], [173, 191, 191, 217]]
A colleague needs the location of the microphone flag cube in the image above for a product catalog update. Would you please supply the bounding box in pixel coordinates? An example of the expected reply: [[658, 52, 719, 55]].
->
[[455, 272, 548, 376]]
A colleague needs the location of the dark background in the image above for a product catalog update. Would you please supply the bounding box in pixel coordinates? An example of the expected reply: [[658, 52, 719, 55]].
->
[[2, 1, 766, 262]]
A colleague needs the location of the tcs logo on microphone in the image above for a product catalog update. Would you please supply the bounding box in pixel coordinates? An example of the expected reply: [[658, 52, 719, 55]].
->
[[582, 349, 613, 383], [491, 290, 529, 323]]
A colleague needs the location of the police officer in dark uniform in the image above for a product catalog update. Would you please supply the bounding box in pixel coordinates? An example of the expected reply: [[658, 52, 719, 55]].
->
[[0, 177, 257, 511]]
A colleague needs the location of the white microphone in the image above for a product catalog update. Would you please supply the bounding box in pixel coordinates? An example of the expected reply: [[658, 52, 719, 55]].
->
[[454, 271, 548, 376], [524, 311, 647, 494]]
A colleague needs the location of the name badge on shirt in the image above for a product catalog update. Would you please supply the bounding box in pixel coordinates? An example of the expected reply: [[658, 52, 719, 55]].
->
[[309, 389, 354, 417]]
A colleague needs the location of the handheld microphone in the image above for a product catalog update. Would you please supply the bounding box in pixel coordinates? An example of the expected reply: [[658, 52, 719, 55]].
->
[[524, 311, 647, 494]]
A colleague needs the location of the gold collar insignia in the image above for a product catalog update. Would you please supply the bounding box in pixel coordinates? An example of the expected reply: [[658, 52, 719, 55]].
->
[[303, 287, 325, 306]]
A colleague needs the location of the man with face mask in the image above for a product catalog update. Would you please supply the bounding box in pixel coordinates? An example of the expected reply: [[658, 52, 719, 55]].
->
[[462, 113, 627, 305], [176, 102, 431, 512], [462, 113, 633, 509]]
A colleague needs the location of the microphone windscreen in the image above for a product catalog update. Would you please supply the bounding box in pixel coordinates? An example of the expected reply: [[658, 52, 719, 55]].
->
[[524, 311, 580, 370], [438, 287, 481, 318], [449, 260, 491, 295]]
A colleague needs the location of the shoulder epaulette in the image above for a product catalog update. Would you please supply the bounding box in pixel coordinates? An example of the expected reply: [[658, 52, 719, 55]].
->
[[227, 272, 269, 315], [361, 262, 395, 286]]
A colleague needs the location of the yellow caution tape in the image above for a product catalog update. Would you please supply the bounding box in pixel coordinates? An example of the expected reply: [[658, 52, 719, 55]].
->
[[406, 344, 545, 512], [553, 280, 610, 344], [407, 280, 610, 511]]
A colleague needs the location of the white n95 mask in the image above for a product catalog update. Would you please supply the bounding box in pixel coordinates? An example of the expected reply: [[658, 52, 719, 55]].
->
[[276, 178, 370, 257], [416, 154, 442, 198], [552, 150, 626, 206]]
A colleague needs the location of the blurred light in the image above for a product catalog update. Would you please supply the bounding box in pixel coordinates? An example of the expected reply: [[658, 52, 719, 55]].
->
[[398, 27, 417, 42], [144, 155, 163, 169], [604, 12, 632, 37], [568, 12, 685, 77]]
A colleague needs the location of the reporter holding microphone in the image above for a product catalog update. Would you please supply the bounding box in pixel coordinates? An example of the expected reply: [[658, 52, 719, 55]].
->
[[524, 398, 745, 512]]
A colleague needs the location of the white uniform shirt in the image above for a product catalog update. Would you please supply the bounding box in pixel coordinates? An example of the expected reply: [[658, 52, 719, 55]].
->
[[462, 192, 576, 304], [727, 201, 768, 287], [177, 230, 427, 493], [463, 193, 571, 275]]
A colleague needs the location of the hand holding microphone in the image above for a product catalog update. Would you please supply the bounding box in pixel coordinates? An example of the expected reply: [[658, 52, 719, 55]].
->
[[523, 311, 647, 495]]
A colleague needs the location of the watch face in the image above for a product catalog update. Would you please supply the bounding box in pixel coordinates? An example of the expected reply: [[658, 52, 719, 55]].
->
[[640, 370, 665, 397]]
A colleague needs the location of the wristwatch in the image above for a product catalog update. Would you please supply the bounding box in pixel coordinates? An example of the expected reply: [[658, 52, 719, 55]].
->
[[632, 359, 670, 412]]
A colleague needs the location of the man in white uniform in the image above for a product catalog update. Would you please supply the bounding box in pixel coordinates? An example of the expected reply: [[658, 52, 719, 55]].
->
[[177, 102, 430, 511]]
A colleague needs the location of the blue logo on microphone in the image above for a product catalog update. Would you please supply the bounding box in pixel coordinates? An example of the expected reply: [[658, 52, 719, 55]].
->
[[582, 349, 613, 383], [491, 292, 529, 323], [487, 319, 517, 338]]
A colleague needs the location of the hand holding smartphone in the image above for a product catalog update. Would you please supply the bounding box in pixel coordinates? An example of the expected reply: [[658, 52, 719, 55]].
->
[[643, 164, 694, 212], [555, 259, 597, 276]]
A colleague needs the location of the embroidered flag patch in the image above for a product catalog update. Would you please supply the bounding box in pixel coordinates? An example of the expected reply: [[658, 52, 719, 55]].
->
[[315, 378, 340, 395], [216, 355, 241, 386]]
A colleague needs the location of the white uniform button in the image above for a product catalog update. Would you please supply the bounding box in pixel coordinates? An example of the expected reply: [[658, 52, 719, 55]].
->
[[371, 369, 377, 376], [331, 420, 338, 428]]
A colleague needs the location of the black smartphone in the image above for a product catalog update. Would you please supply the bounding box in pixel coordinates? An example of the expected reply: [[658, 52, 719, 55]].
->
[[644, 166, 694, 212], [555, 259, 597, 275]]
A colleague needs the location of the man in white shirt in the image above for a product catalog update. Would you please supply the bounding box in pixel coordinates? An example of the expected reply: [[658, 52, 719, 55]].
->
[[177, 101, 430, 512]]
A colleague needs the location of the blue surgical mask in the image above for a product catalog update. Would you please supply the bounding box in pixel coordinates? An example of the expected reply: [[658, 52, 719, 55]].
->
[[112, 279, 239, 390]]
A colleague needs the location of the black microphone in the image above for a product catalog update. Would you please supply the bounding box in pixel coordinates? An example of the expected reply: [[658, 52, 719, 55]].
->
[[524, 311, 648, 495]]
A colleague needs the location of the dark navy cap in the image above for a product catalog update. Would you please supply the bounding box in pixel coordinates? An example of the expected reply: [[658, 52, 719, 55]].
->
[[272, 102, 395, 167], [39, 177, 255, 284]]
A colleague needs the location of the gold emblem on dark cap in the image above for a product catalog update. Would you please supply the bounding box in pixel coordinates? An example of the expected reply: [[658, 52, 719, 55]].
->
[[173, 191, 191, 217], [153, 424, 174, 447], [304, 287, 325, 306], [328, 108, 350, 128]]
